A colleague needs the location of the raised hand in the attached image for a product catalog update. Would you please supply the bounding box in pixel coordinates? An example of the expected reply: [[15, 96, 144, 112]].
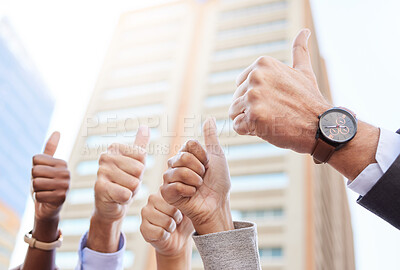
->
[[32, 131, 70, 221], [141, 192, 193, 270], [161, 118, 234, 235], [87, 126, 150, 253], [229, 29, 331, 154]]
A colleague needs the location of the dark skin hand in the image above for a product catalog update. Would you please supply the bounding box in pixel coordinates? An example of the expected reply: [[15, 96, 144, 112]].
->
[[18, 132, 70, 270]]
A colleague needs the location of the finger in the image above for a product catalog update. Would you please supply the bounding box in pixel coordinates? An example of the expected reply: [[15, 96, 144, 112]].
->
[[32, 178, 70, 192], [232, 78, 249, 101], [142, 206, 177, 233], [148, 194, 183, 224], [168, 152, 206, 177], [98, 164, 140, 193], [100, 180, 133, 204], [203, 117, 224, 155], [228, 96, 246, 121], [161, 183, 196, 204], [163, 167, 203, 188], [108, 143, 147, 164], [34, 190, 66, 205], [232, 113, 252, 135], [140, 219, 170, 243], [108, 154, 145, 178], [32, 166, 70, 179], [236, 62, 256, 87], [43, 131, 60, 156], [181, 140, 208, 166], [292, 28, 313, 74], [134, 126, 151, 149], [32, 154, 67, 167]]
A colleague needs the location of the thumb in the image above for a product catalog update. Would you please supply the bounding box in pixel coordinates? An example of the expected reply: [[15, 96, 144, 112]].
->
[[134, 126, 151, 149], [203, 117, 223, 155], [292, 28, 313, 74], [43, 131, 60, 156]]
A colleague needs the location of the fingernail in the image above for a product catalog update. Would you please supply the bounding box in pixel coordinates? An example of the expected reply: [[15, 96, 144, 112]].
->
[[169, 220, 176, 233], [175, 210, 183, 224]]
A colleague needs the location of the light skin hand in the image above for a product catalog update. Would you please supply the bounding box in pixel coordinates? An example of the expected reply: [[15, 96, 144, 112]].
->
[[140, 192, 194, 270], [229, 29, 379, 180], [22, 131, 70, 270], [161, 118, 234, 235], [87, 126, 150, 253]]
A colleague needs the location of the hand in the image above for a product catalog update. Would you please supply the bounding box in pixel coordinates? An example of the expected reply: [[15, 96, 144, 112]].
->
[[161, 118, 234, 235], [141, 193, 193, 270], [93, 126, 150, 222], [32, 131, 70, 221], [87, 126, 150, 253], [229, 29, 331, 154]]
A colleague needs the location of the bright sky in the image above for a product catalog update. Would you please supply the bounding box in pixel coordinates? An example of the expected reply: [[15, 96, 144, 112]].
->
[[1, 0, 399, 269]]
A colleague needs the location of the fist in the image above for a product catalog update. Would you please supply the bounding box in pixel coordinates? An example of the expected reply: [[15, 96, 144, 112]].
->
[[94, 126, 150, 222], [140, 192, 193, 256], [229, 29, 331, 154], [32, 132, 70, 221], [161, 118, 233, 235]]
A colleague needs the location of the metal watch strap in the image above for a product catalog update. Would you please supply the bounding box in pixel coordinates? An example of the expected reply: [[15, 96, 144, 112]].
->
[[24, 230, 63, 250], [312, 138, 336, 164]]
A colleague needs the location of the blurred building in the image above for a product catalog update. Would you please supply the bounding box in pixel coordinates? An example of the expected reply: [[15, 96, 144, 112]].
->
[[59, 0, 355, 270], [0, 19, 54, 270]]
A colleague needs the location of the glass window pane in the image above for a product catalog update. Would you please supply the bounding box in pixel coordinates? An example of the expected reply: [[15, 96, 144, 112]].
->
[[224, 143, 287, 160], [259, 247, 283, 259], [220, 2, 288, 21], [204, 93, 232, 108], [217, 20, 288, 40], [122, 216, 141, 233], [214, 40, 288, 62], [124, 250, 135, 268], [111, 60, 172, 79], [68, 188, 94, 205], [60, 218, 90, 236], [102, 81, 169, 100], [76, 160, 98, 176], [231, 173, 288, 192], [56, 252, 78, 269], [232, 208, 284, 221], [96, 104, 164, 123], [208, 68, 242, 84]]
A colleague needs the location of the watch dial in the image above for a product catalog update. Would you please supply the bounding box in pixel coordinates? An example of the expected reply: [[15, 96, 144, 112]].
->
[[319, 109, 357, 143]]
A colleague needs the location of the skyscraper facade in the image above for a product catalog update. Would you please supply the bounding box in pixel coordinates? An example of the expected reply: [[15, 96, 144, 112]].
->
[[58, 1, 355, 269], [0, 19, 54, 270]]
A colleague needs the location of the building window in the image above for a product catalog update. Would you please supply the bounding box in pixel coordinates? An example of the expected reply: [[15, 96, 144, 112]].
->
[[220, 1, 288, 21], [118, 41, 177, 61], [96, 103, 164, 123], [215, 118, 233, 134], [231, 172, 288, 192], [85, 128, 160, 149], [111, 60, 172, 80], [204, 93, 233, 108], [208, 68, 242, 84], [231, 208, 284, 221], [224, 143, 286, 160], [122, 22, 181, 44], [217, 20, 288, 40], [124, 4, 185, 27], [56, 252, 78, 269], [76, 160, 98, 176], [213, 40, 288, 62], [68, 188, 94, 205], [124, 251, 135, 268], [259, 247, 283, 260], [102, 81, 169, 100]]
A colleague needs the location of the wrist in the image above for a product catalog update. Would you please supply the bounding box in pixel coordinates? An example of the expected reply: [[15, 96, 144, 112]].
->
[[328, 121, 379, 180], [32, 216, 60, 242], [87, 212, 123, 253], [193, 200, 234, 235], [156, 242, 192, 270]]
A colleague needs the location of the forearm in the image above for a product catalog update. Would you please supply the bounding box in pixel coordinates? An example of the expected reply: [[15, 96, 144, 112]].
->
[[86, 213, 123, 253], [21, 217, 59, 270], [328, 121, 379, 181], [156, 243, 192, 270]]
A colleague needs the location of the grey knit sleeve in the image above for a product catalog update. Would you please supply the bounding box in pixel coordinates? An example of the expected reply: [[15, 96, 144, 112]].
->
[[192, 221, 261, 270]]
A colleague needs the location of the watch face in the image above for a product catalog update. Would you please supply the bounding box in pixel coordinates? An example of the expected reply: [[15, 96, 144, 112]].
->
[[319, 108, 357, 143]]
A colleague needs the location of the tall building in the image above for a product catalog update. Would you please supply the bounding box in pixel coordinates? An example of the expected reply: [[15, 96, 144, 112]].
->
[[0, 19, 54, 270], [59, 0, 355, 270]]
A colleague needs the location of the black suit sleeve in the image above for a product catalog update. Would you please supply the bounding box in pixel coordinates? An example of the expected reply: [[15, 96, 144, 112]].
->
[[357, 153, 400, 229]]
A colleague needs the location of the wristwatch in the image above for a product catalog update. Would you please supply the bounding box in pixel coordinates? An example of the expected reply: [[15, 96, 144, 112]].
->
[[24, 230, 63, 250], [312, 107, 358, 164]]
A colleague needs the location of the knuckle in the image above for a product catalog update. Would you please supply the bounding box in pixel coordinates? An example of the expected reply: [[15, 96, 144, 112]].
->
[[256, 56, 272, 67], [247, 108, 259, 122], [186, 139, 198, 149], [246, 88, 260, 102], [99, 153, 111, 164], [59, 169, 70, 179], [57, 159, 68, 167], [119, 189, 132, 203], [248, 69, 263, 85], [32, 154, 41, 165], [179, 152, 191, 164]]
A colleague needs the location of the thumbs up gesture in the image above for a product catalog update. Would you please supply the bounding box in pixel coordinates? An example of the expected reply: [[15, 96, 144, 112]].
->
[[229, 29, 331, 154], [161, 118, 234, 235], [93, 126, 150, 223], [32, 131, 70, 221]]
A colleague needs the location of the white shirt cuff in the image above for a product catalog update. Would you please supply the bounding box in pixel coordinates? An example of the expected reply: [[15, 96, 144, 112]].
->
[[348, 128, 400, 196], [75, 231, 125, 270]]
